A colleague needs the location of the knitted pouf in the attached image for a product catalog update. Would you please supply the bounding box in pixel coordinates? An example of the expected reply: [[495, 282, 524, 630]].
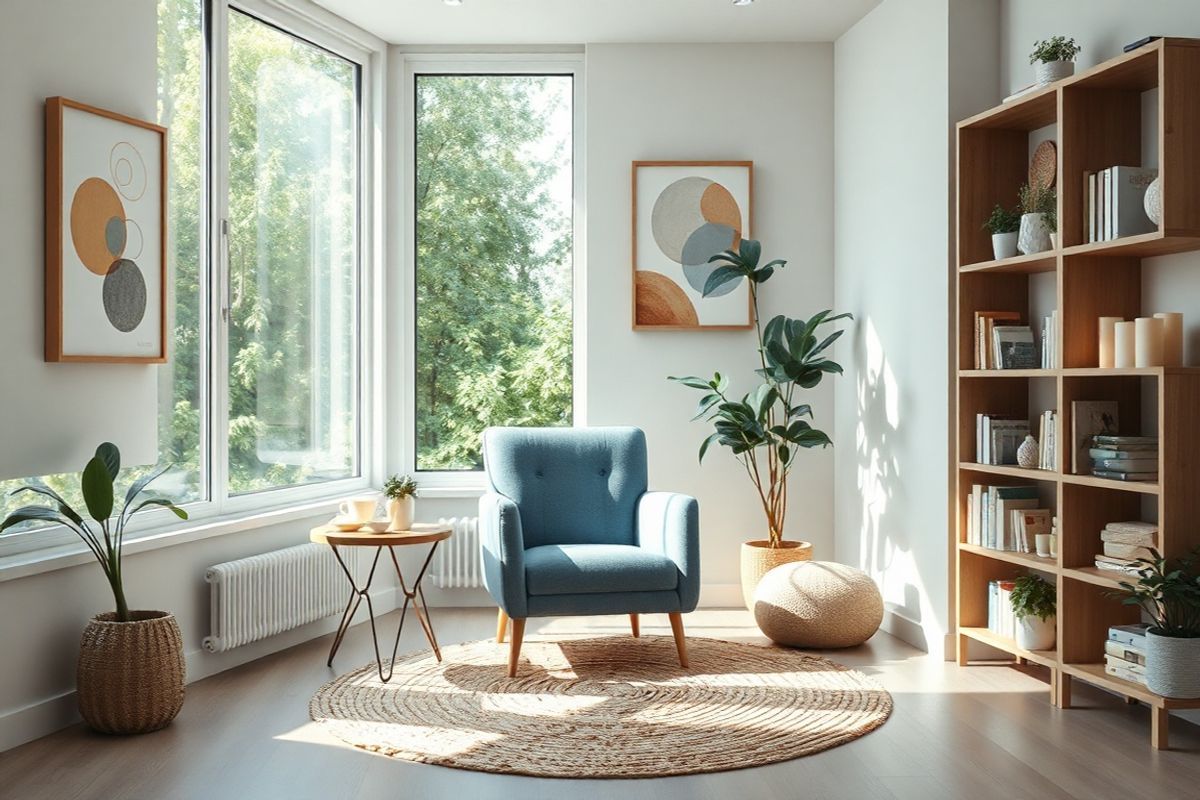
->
[[753, 561, 883, 648]]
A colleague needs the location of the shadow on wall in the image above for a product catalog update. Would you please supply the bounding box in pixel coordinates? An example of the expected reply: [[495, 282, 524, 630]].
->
[[853, 317, 927, 651]]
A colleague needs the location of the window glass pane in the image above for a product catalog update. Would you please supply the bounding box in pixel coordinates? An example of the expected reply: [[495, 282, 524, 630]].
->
[[0, 0, 205, 535], [226, 11, 359, 494], [415, 74, 573, 471]]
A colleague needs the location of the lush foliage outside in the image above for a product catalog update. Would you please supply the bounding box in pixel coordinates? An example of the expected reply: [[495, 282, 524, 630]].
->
[[415, 75, 574, 471]]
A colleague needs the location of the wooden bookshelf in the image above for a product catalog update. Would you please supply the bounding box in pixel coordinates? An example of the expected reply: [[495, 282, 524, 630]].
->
[[953, 38, 1200, 750]]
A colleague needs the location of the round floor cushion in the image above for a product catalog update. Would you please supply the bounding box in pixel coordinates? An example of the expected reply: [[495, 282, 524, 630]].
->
[[753, 561, 884, 648]]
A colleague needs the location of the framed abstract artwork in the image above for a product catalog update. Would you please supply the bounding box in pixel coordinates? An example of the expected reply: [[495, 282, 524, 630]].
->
[[45, 97, 167, 363], [632, 160, 753, 330]]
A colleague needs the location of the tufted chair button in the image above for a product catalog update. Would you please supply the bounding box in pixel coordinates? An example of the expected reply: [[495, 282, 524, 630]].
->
[[598, 468, 607, 476]]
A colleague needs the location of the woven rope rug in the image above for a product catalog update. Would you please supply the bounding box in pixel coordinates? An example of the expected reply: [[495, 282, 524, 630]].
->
[[310, 635, 891, 778]]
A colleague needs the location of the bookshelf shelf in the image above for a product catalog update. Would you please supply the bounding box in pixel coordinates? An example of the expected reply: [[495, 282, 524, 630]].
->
[[954, 37, 1200, 750]]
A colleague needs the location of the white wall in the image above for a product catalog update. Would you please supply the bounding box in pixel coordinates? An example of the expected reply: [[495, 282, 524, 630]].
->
[[586, 43, 836, 599], [832, 0, 998, 657]]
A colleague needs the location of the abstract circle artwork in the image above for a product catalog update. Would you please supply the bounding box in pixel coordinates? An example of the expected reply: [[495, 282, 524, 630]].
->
[[102, 259, 147, 333], [110, 141, 148, 201], [70, 177, 126, 275]]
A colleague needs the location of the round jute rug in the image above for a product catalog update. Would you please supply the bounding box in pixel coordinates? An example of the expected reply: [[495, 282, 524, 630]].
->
[[310, 635, 892, 778]]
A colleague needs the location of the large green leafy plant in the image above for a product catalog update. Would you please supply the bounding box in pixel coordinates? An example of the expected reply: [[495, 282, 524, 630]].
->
[[1115, 549, 1200, 638], [0, 443, 188, 622], [670, 239, 850, 547]]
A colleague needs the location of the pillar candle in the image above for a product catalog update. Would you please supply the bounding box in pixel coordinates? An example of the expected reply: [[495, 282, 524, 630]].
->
[[1155, 312, 1184, 367], [1135, 317, 1164, 367], [1115, 321, 1136, 368], [1098, 316, 1123, 368]]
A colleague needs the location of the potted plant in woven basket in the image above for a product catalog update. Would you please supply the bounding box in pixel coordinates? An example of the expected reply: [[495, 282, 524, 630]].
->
[[670, 239, 851, 609], [0, 443, 189, 734], [1115, 549, 1200, 698]]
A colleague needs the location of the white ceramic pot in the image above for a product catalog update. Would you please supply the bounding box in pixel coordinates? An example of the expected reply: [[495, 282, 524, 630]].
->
[[1016, 615, 1056, 651], [1145, 629, 1200, 698], [1018, 213, 1052, 255], [1144, 176, 1163, 226], [992, 231, 1019, 260], [1035, 60, 1074, 86], [387, 496, 415, 532], [1049, 232, 1058, 250]]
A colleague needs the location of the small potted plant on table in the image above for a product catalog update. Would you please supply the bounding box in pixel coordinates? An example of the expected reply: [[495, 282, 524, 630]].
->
[[984, 204, 1021, 260], [1116, 549, 1200, 698], [1012, 573, 1056, 650], [383, 474, 419, 531], [1030, 36, 1081, 86], [0, 443, 189, 734]]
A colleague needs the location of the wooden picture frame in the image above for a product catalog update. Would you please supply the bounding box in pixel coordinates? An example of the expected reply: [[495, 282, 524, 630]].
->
[[45, 96, 167, 363], [632, 160, 753, 330]]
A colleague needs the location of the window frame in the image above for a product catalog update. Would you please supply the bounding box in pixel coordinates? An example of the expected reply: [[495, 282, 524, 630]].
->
[[0, 0, 385, 561], [400, 54, 586, 491]]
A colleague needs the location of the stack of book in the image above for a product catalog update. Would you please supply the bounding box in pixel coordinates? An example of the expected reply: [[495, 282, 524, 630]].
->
[[976, 415, 1030, 465], [974, 311, 1035, 369], [1040, 311, 1059, 368], [966, 484, 1046, 552], [1094, 520, 1158, 575], [988, 579, 1017, 640], [1083, 166, 1158, 243], [1106, 623, 1151, 685], [1036, 410, 1058, 470], [1091, 435, 1159, 482]]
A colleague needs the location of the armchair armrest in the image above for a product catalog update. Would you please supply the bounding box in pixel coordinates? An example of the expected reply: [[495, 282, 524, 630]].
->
[[479, 492, 528, 617], [636, 491, 700, 612]]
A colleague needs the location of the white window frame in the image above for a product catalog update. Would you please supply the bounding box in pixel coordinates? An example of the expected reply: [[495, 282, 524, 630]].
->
[[0, 0, 385, 562], [398, 54, 587, 495]]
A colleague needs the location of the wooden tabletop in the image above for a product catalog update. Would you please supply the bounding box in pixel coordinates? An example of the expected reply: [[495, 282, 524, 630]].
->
[[310, 522, 452, 547]]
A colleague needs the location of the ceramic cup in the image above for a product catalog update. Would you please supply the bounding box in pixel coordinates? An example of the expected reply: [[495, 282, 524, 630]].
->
[[1035, 533, 1052, 558], [339, 496, 379, 524]]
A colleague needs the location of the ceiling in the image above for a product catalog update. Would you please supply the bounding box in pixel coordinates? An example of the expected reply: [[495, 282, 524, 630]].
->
[[311, 0, 882, 46]]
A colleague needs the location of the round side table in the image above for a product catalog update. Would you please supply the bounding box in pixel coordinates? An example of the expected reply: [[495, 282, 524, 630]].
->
[[310, 523, 452, 682]]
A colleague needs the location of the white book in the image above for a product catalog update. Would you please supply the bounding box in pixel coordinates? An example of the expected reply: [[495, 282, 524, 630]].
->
[[972, 485, 983, 546], [1088, 172, 1097, 242]]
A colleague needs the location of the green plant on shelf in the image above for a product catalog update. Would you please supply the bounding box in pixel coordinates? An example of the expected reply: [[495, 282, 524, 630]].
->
[[1029, 36, 1081, 65], [1018, 182, 1056, 216], [983, 204, 1021, 235], [1011, 573, 1056, 621], [1114, 548, 1200, 638]]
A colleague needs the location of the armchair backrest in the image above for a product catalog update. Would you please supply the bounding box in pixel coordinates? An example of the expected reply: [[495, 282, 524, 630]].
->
[[482, 426, 648, 548]]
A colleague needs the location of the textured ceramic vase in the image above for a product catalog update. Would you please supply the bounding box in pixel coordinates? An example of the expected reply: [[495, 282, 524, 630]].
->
[[78, 611, 185, 734], [1035, 60, 1074, 86], [1144, 176, 1163, 226], [1145, 629, 1200, 698], [1017, 435, 1039, 468], [740, 540, 812, 611], [1016, 615, 1056, 651], [1018, 213, 1052, 255], [387, 496, 415, 531], [992, 231, 1019, 260]]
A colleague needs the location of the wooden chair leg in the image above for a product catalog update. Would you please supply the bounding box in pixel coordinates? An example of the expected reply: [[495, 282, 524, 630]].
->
[[668, 611, 688, 668], [630, 613, 640, 638], [507, 618, 526, 678], [496, 608, 509, 643]]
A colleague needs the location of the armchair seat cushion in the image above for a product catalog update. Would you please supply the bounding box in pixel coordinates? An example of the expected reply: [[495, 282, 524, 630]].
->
[[524, 544, 679, 596]]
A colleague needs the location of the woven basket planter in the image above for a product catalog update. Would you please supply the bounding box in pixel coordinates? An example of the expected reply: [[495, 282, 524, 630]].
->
[[77, 610, 185, 734], [740, 539, 812, 610], [1145, 630, 1200, 699]]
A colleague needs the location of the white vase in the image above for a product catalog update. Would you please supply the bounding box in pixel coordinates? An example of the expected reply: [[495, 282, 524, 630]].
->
[[387, 496, 415, 532], [1035, 60, 1074, 86], [992, 231, 1019, 260], [1016, 615, 1056, 651], [1018, 213, 1052, 255], [1049, 232, 1057, 250], [1144, 176, 1163, 226], [1145, 629, 1200, 698], [1017, 435, 1039, 468]]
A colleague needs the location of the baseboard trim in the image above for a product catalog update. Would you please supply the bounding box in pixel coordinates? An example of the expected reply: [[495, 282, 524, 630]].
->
[[880, 608, 936, 657], [0, 586, 397, 753]]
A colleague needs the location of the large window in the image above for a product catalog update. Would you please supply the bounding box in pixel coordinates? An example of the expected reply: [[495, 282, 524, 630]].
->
[[414, 72, 575, 471], [0, 0, 369, 553]]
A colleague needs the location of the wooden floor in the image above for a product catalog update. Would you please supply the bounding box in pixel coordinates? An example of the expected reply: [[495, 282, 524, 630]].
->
[[1, 608, 1197, 800]]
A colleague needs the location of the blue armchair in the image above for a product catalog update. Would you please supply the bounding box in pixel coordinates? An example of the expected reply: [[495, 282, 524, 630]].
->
[[479, 426, 699, 676]]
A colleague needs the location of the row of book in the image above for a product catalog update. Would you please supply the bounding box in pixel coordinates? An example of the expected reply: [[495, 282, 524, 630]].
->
[[988, 580, 1019, 640], [1084, 166, 1158, 244], [966, 484, 1051, 554], [973, 312, 1035, 370], [1040, 311, 1059, 369], [975, 415, 1029, 465], [1106, 623, 1151, 685], [1036, 410, 1058, 471], [1090, 434, 1158, 482], [1094, 520, 1158, 576]]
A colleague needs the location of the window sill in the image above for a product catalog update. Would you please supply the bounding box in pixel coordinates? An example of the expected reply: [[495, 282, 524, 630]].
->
[[0, 499, 342, 584]]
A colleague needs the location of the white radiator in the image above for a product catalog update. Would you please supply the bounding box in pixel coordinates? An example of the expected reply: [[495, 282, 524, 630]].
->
[[430, 516, 482, 588], [203, 543, 363, 653]]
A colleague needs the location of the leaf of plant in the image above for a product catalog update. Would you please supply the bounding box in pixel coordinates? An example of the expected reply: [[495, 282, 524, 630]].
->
[[95, 442, 121, 481], [81, 456, 114, 523], [0, 505, 71, 534], [9, 485, 84, 526], [698, 432, 721, 463], [129, 497, 189, 520], [702, 266, 745, 297], [751, 266, 774, 283], [124, 463, 172, 508], [707, 249, 739, 265], [738, 238, 762, 269]]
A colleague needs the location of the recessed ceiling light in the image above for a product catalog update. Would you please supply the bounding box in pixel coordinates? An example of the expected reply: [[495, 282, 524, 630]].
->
[[733, 0, 755, 5], [444, 0, 462, 6]]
